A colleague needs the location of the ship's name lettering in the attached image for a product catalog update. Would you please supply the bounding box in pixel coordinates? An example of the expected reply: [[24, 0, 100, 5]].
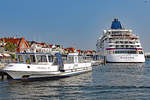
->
[[37, 67, 47, 69], [120, 56, 134, 59]]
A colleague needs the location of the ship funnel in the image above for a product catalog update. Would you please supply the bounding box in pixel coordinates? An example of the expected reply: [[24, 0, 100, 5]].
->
[[111, 18, 122, 29]]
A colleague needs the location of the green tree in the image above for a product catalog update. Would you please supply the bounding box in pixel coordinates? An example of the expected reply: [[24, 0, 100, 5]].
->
[[4, 42, 16, 52], [10, 53, 16, 59]]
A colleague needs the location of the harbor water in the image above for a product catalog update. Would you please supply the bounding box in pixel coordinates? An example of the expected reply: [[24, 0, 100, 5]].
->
[[1, 59, 150, 99]]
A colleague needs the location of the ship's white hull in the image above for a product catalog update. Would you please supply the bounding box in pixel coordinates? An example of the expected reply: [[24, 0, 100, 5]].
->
[[3, 63, 92, 80], [106, 54, 145, 63], [6, 67, 92, 80]]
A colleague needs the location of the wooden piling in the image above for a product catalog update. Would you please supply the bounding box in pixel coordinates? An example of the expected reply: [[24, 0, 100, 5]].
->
[[104, 56, 106, 65], [0, 71, 9, 80]]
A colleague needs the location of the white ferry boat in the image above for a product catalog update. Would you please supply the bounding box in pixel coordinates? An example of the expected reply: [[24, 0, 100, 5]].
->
[[96, 18, 145, 63], [3, 52, 92, 80]]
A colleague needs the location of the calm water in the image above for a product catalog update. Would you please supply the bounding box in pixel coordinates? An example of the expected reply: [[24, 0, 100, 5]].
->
[[1, 60, 150, 100]]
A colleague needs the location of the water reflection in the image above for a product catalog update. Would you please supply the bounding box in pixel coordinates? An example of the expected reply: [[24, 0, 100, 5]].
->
[[92, 63, 145, 87], [1, 72, 92, 100]]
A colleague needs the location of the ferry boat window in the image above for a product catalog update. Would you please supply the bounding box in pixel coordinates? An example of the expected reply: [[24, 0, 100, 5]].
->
[[36, 55, 47, 62], [62, 56, 67, 64], [67, 56, 74, 63], [53, 57, 57, 65], [18, 55, 24, 63], [30, 55, 36, 63], [78, 56, 83, 63], [74, 56, 78, 63], [25, 55, 31, 64], [48, 55, 53, 62]]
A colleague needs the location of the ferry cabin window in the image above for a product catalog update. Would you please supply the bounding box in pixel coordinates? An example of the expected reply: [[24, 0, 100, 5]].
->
[[62, 56, 67, 63], [30, 55, 36, 63], [78, 56, 83, 63], [36, 55, 47, 62], [18, 55, 24, 63], [53, 57, 57, 65], [25, 55, 31, 64], [48, 55, 53, 62], [74, 56, 78, 63], [67, 56, 74, 63]]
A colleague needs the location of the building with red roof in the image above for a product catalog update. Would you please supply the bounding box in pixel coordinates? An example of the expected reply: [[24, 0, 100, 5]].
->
[[0, 37, 29, 52]]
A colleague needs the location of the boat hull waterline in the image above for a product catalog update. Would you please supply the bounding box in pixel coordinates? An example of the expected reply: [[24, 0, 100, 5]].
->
[[5, 67, 92, 80]]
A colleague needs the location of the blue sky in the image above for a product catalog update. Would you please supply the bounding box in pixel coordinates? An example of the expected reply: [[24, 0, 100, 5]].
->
[[0, 0, 150, 51]]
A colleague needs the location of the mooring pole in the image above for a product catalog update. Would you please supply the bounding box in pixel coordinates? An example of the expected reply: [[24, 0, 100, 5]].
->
[[104, 56, 106, 65]]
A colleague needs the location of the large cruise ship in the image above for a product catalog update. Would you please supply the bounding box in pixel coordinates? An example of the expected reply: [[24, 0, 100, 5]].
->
[[96, 18, 145, 63]]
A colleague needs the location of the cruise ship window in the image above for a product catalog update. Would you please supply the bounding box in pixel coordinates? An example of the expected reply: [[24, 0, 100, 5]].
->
[[125, 41, 128, 44], [109, 40, 112, 43], [120, 41, 123, 44], [116, 45, 119, 48], [130, 45, 134, 48], [109, 45, 113, 47], [109, 51, 113, 54], [139, 51, 143, 54], [115, 51, 119, 54], [121, 45, 124, 48], [116, 41, 119, 43], [126, 45, 129, 48]]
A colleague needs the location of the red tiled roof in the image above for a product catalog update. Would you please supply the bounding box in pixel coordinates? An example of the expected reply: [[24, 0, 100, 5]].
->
[[1, 38, 20, 46], [77, 49, 81, 53], [0, 37, 29, 52], [85, 50, 93, 54], [64, 48, 75, 53], [48, 44, 53, 48]]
